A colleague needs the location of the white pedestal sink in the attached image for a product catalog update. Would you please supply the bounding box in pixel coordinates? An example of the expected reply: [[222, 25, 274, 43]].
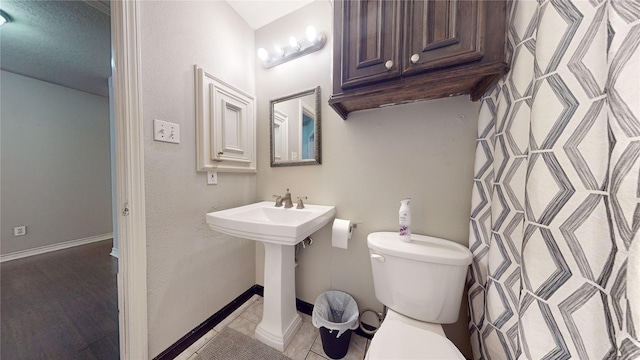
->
[[206, 201, 335, 351]]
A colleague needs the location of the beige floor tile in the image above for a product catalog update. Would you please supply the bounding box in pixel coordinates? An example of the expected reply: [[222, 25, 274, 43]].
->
[[213, 294, 260, 332], [174, 329, 219, 360], [240, 296, 264, 323], [344, 334, 368, 360], [173, 349, 195, 360], [174, 295, 376, 360], [306, 351, 329, 360], [284, 317, 320, 360], [299, 311, 313, 323], [227, 314, 259, 339]]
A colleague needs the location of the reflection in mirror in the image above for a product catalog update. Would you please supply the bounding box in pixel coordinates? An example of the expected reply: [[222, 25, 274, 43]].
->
[[270, 86, 321, 167]]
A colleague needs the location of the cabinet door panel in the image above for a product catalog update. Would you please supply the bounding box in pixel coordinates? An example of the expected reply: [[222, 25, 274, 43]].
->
[[403, 0, 484, 74], [340, 0, 401, 89]]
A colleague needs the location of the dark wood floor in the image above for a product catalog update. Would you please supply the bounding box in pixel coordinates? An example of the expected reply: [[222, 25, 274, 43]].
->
[[1, 240, 119, 359]]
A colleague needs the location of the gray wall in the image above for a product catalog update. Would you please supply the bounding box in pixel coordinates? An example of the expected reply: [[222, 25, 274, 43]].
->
[[0, 71, 112, 255], [255, 2, 478, 357], [138, 2, 258, 356]]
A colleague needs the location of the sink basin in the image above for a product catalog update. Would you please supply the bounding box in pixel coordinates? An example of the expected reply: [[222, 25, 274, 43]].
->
[[206, 200, 336, 351], [206, 201, 336, 245]]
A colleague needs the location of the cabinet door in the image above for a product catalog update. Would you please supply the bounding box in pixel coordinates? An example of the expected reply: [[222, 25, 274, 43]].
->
[[339, 0, 401, 89], [195, 65, 256, 173], [403, 0, 484, 75]]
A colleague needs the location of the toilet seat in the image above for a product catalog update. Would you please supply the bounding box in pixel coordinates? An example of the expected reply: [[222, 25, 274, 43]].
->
[[365, 310, 464, 360]]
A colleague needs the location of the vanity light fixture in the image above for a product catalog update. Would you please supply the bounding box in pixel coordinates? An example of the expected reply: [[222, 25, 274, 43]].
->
[[0, 9, 12, 26], [257, 26, 327, 69]]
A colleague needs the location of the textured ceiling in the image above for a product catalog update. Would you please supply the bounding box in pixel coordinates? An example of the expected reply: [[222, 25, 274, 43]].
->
[[0, 1, 315, 98], [0, 1, 111, 97]]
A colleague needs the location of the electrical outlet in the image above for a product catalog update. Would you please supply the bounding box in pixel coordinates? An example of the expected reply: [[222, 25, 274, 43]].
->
[[153, 119, 180, 144], [207, 171, 218, 185], [13, 225, 26, 237]]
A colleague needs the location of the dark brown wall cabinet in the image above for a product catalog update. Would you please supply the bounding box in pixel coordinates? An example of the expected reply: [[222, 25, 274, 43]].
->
[[330, 0, 508, 119]]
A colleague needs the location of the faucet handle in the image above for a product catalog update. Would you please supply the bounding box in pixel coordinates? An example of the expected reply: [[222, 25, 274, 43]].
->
[[272, 194, 283, 207], [296, 196, 307, 209]]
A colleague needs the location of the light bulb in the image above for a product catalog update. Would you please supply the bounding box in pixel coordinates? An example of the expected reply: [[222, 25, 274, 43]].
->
[[257, 48, 269, 61], [289, 36, 299, 49], [305, 26, 317, 42], [274, 45, 284, 57]]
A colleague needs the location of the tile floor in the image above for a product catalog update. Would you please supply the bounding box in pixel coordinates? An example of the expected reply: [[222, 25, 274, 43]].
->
[[174, 295, 369, 360]]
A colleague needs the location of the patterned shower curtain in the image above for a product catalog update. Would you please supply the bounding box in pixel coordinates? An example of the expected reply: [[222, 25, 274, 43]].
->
[[467, 0, 639, 359]]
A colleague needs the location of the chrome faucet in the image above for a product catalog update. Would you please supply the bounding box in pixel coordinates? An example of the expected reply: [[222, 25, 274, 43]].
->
[[273, 189, 293, 208], [281, 188, 293, 208]]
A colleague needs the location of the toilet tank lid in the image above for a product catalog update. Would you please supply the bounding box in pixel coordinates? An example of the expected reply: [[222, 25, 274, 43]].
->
[[367, 232, 472, 266]]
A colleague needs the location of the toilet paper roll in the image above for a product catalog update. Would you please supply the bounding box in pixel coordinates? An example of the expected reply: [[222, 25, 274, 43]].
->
[[332, 218, 352, 249]]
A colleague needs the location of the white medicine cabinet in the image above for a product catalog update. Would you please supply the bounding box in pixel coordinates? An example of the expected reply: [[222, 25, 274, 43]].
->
[[195, 65, 256, 173]]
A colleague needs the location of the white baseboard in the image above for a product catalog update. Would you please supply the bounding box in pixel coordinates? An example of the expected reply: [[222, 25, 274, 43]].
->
[[1, 233, 114, 263], [110, 246, 120, 258]]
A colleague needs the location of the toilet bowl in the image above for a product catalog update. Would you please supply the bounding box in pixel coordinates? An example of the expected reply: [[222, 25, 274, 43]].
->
[[365, 309, 464, 359], [365, 232, 472, 359]]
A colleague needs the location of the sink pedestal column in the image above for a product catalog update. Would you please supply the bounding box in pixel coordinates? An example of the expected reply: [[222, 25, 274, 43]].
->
[[255, 242, 302, 351]]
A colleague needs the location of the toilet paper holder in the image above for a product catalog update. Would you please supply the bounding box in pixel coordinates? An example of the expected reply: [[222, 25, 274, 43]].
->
[[332, 219, 362, 249]]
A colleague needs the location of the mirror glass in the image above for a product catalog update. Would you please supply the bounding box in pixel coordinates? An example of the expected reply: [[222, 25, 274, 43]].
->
[[270, 86, 321, 166]]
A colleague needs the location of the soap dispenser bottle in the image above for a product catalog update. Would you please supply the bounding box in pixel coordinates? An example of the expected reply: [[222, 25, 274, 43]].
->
[[399, 198, 411, 242]]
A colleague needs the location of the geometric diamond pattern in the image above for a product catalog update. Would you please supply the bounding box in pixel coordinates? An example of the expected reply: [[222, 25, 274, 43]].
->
[[505, 100, 531, 156], [522, 226, 572, 300], [526, 153, 575, 226], [467, 1, 640, 359], [504, 158, 527, 212], [563, 99, 609, 191], [508, 43, 535, 100], [481, 325, 511, 360], [530, 75, 579, 150], [486, 279, 514, 329], [559, 194, 616, 287], [519, 293, 571, 360], [488, 235, 512, 280], [567, 4, 608, 99], [535, 0, 582, 75], [558, 283, 617, 359]]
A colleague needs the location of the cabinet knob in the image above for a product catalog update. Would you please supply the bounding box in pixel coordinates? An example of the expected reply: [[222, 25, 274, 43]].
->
[[410, 54, 420, 64], [384, 60, 393, 70]]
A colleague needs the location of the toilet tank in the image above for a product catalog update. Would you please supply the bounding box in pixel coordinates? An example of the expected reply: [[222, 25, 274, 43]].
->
[[367, 232, 472, 323]]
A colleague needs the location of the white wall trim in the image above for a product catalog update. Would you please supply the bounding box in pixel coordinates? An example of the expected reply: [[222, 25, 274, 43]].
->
[[111, 1, 149, 359], [0, 233, 114, 263], [110, 246, 120, 258]]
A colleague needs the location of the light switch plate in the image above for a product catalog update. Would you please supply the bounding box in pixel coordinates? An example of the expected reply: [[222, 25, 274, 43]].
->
[[207, 171, 218, 185], [154, 119, 180, 144]]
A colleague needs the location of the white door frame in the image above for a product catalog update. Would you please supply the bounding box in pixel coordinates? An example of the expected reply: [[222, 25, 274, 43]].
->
[[111, 1, 148, 359]]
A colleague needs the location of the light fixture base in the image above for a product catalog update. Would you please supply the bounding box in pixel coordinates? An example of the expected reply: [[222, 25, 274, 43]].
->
[[261, 34, 327, 69]]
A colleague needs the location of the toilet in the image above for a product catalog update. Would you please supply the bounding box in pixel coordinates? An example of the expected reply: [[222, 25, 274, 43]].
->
[[365, 232, 472, 359]]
